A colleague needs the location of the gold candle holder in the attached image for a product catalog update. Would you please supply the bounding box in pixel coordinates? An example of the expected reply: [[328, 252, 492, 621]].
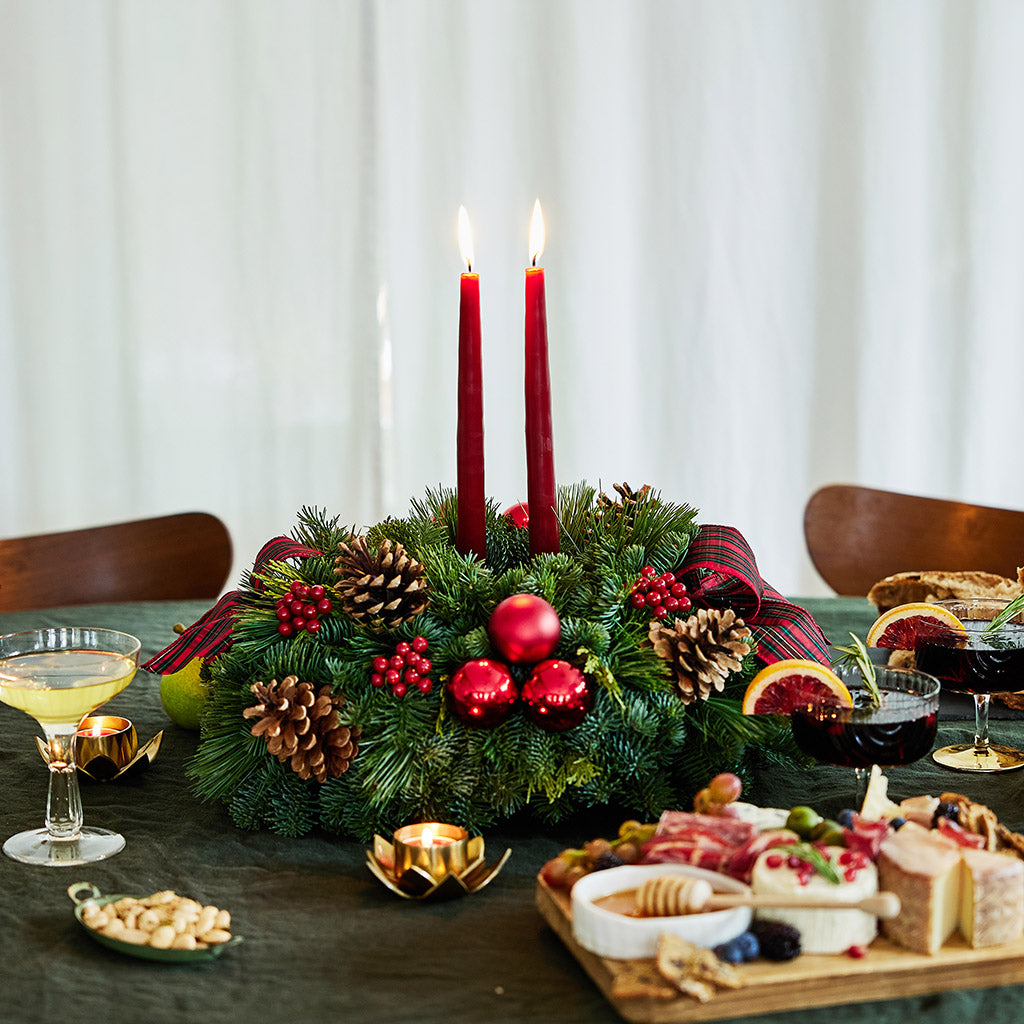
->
[[74, 717, 137, 781], [366, 821, 511, 900], [36, 716, 163, 782]]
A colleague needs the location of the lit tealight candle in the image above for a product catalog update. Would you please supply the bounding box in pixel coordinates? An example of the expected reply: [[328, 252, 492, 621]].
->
[[391, 822, 470, 894], [73, 716, 138, 780]]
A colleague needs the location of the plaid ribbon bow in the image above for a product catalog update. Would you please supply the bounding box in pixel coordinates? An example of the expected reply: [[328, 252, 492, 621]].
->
[[141, 536, 323, 674], [678, 524, 831, 665]]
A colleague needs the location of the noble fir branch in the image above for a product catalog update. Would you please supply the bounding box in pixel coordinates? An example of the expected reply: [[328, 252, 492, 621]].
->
[[484, 509, 531, 573]]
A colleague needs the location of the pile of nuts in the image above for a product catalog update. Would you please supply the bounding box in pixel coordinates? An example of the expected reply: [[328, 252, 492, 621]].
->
[[81, 890, 232, 950]]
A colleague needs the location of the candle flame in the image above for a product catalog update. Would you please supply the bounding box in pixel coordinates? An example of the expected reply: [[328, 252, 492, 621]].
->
[[529, 199, 545, 266], [89, 722, 103, 738], [458, 205, 474, 272], [421, 825, 434, 849]]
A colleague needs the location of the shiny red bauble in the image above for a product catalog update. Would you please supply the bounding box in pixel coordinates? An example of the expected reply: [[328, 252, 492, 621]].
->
[[447, 659, 519, 728], [502, 502, 530, 528], [520, 659, 592, 731], [488, 593, 561, 664]]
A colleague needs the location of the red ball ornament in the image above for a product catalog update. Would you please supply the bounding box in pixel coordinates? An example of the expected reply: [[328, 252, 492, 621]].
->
[[521, 659, 592, 731], [447, 659, 518, 728], [502, 502, 530, 529], [489, 594, 561, 664]]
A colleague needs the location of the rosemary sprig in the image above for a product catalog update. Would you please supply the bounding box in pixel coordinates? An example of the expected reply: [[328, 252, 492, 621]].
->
[[773, 842, 841, 884], [982, 593, 1024, 636], [831, 633, 881, 709]]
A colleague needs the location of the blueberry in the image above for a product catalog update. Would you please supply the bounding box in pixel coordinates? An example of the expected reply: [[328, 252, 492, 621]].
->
[[836, 809, 856, 829], [931, 801, 960, 828], [733, 931, 760, 961], [713, 939, 744, 964], [890, 816, 907, 830]]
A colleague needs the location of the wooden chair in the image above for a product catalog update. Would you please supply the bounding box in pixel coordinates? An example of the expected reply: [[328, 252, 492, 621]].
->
[[804, 485, 1024, 596], [0, 512, 232, 612]]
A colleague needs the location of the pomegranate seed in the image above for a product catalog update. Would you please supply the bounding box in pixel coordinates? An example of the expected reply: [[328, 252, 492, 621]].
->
[[765, 853, 784, 869], [844, 868, 859, 882], [838, 850, 854, 866], [787, 855, 803, 869], [847, 945, 867, 959]]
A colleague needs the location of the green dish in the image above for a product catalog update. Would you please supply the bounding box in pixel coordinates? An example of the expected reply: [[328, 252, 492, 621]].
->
[[68, 882, 243, 963]]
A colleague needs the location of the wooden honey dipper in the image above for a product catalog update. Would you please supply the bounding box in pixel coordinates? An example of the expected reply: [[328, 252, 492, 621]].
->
[[636, 875, 901, 919]]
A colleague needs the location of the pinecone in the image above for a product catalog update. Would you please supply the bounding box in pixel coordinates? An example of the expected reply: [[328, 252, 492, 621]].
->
[[242, 675, 359, 782], [595, 482, 652, 525], [649, 608, 752, 705], [333, 536, 429, 629]]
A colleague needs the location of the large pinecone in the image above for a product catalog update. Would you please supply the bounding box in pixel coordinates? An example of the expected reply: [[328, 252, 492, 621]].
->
[[649, 608, 752, 705], [242, 675, 359, 782], [333, 536, 429, 629], [595, 482, 652, 527]]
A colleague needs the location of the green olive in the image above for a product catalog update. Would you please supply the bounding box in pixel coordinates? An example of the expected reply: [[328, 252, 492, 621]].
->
[[785, 805, 822, 838], [809, 818, 844, 845]]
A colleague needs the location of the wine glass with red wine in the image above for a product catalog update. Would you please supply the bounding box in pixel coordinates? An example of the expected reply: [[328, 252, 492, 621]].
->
[[915, 598, 1024, 773], [789, 664, 940, 802]]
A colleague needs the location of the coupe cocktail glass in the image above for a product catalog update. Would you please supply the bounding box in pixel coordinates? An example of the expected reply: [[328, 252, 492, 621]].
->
[[915, 598, 1024, 773], [789, 664, 940, 802], [0, 627, 140, 865]]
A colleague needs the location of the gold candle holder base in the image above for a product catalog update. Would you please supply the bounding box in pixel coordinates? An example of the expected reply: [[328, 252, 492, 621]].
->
[[36, 716, 163, 782], [366, 823, 511, 900]]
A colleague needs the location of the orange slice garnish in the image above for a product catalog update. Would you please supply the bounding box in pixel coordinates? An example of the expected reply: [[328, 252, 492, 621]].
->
[[741, 659, 853, 715], [865, 602, 968, 650]]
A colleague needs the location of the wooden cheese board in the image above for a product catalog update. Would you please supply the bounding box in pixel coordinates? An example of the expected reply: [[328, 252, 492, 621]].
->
[[536, 875, 1024, 1023]]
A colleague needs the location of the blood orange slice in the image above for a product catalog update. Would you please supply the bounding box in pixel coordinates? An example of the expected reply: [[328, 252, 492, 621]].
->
[[865, 602, 967, 650], [741, 660, 853, 715]]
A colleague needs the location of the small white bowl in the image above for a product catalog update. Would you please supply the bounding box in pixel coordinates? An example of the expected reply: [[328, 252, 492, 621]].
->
[[571, 863, 752, 960]]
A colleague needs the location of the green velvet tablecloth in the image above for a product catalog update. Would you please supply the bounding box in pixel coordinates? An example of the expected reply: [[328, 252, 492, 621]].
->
[[2, 598, 1024, 1024]]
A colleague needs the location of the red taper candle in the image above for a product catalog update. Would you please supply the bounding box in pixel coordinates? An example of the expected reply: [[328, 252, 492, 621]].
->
[[524, 199, 558, 555], [455, 206, 486, 557]]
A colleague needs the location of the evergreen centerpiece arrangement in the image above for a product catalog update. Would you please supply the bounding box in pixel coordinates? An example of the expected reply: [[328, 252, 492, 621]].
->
[[160, 483, 827, 842]]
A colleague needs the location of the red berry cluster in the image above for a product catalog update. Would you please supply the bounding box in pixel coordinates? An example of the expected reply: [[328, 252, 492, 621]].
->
[[629, 566, 691, 620], [275, 581, 333, 637], [370, 636, 432, 698]]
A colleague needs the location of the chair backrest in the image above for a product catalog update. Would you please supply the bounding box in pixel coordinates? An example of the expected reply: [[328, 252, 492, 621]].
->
[[0, 512, 232, 612], [804, 485, 1024, 596]]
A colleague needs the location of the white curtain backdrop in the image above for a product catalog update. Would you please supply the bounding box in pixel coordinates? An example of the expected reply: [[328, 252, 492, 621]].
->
[[2, 0, 1023, 597]]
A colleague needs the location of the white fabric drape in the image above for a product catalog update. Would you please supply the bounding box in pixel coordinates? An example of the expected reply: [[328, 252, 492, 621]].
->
[[2, 0, 1022, 596]]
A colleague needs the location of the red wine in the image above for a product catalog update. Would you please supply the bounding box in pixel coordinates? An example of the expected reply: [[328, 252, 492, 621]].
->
[[790, 691, 938, 769], [915, 622, 1024, 695]]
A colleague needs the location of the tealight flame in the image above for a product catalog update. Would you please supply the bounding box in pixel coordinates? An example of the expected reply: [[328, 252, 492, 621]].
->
[[421, 825, 435, 849], [458, 205, 474, 272], [529, 199, 545, 266], [89, 722, 103, 738]]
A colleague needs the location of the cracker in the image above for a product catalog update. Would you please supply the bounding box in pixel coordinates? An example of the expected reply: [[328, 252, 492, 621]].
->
[[610, 959, 677, 1000]]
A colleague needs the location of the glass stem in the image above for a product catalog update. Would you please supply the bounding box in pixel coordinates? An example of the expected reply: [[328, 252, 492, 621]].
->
[[43, 727, 83, 840], [973, 694, 992, 757], [854, 766, 870, 807]]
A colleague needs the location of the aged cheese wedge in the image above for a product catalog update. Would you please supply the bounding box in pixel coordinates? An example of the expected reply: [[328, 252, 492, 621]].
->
[[878, 823, 961, 955], [960, 847, 1024, 948]]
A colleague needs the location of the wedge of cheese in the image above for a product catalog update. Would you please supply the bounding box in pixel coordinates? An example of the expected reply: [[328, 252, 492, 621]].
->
[[878, 823, 961, 954], [960, 847, 1024, 948]]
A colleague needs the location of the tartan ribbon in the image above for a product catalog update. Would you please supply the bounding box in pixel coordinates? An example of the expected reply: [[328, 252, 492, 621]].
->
[[678, 524, 831, 666], [142, 536, 322, 674]]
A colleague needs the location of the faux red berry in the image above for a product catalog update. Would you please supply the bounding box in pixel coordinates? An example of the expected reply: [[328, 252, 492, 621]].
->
[[305, 619, 321, 634], [290, 581, 305, 596], [670, 582, 687, 597], [371, 673, 385, 687], [373, 656, 389, 673], [310, 585, 325, 600], [302, 603, 317, 619], [385, 669, 400, 685], [276, 606, 291, 622], [404, 669, 420, 684], [641, 566, 655, 578], [417, 658, 431, 674], [392, 682, 407, 698], [412, 636, 428, 653], [396, 641, 411, 656], [277, 622, 294, 637], [406, 652, 421, 667], [678, 597, 692, 612], [416, 678, 433, 694], [653, 606, 669, 619], [317, 597, 332, 614], [631, 593, 646, 608], [389, 655, 404, 670]]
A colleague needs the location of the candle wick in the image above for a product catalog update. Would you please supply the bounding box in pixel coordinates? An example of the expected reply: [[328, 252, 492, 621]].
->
[[531, 255, 537, 268], [466, 259, 472, 273]]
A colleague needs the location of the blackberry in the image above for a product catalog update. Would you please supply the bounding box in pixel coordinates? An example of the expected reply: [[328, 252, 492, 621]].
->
[[750, 919, 801, 961], [592, 850, 625, 871]]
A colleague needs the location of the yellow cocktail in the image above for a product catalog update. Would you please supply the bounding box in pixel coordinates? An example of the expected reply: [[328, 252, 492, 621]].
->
[[0, 627, 140, 866]]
